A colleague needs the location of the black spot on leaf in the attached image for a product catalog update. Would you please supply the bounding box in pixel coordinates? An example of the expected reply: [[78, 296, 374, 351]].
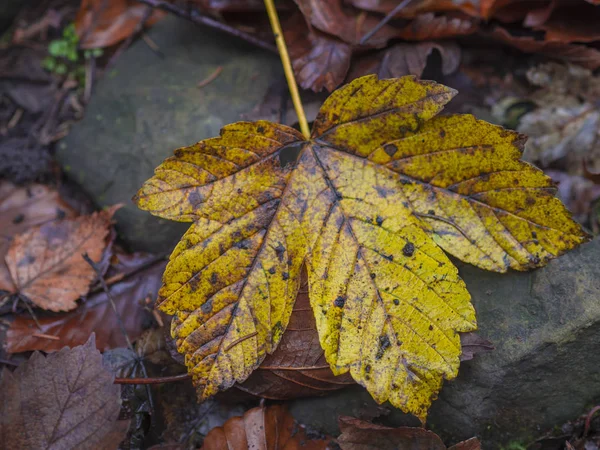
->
[[403, 242, 415, 257]]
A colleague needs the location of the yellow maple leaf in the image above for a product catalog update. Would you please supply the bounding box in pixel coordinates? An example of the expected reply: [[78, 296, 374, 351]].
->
[[134, 75, 589, 421]]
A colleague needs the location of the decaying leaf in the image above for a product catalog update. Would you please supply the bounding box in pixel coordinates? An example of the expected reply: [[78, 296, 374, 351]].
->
[[135, 75, 588, 420], [0, 182, 77, 293], [235, 267, 355, 399], [348, 42, 461, 81], [459, 332, 494, 362], [3, 206, 118, 312], [394, 13, 477, 41], [285, 14, 352, 93], [337, 416, 481, 450], [0, 334, 129, 450], [488, 27, 600, 70], [5, 251, 164, 353], [518, 62, 600, 175], [293, 0, 398, 48], [201, 404, 331, 450], [75, 0, 165, 49]]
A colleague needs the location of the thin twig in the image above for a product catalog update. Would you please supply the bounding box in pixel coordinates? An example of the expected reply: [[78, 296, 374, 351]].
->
[[83, 252, 155, 416], [0, 358, 19, 367], [32, 332, 60, 340], [114, 373, 191, 385], [359, 0, 414, 45], [264, 0, 310, 139], [141, 33, 161, 54], [138, 0, 276, 53], [197, 66, 223, 88], [20, 296, 42, 330]]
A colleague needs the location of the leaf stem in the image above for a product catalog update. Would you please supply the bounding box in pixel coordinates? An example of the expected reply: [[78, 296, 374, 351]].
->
[[114, 373, 191, 385], [263, 0, 310, 139]]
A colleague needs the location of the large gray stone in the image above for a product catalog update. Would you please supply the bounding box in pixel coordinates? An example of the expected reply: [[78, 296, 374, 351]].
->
[[289, 238, 600, 448], [57, 15, 282, 252]]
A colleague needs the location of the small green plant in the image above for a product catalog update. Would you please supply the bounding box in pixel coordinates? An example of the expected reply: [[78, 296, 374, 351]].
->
[[42, 24, 103, 81]]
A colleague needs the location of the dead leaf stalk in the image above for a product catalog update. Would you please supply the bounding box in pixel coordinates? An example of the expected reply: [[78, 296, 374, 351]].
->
[[113, 373, 191, 385]]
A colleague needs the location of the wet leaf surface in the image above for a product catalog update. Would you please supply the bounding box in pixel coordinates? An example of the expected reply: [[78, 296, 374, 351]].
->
[[135, 75, 587, 420], [348, 42, 461, 80], [0, 334, 129, 450]]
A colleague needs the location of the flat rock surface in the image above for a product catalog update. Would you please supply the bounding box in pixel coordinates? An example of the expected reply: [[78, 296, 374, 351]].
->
[[289, 238, 600, 447], [57, 15, 282, 252]]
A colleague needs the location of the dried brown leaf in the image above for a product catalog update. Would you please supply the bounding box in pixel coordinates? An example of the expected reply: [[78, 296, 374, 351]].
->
[[337, 416, 480, 450], [293, 0, 398, 47], [0, 334, 129, 450], [286, 14, 352, 92], [524, 1, 600, 44], [489, 27, 600, 70], [395, 13, 477, 41], [234, 268, 354, 399], [3, 206, 119, 312], [348, 42, 461, 81], [0, 182, 77, 293], [75, 0, 165, 49], [5, 251, 165, 353], [201, 404, 331, 450], [459, 332, 494, 361]]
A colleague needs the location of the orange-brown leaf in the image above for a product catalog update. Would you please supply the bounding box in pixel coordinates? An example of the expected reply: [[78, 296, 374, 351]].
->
[[489, 27, 600, 70], [201, 404, 332, 450], [3, 206, 119, 312], [0, 182, 77, 293], [395, 13, 477, 41], [5, 251, 164, 353], [75, 0, 165, 49]]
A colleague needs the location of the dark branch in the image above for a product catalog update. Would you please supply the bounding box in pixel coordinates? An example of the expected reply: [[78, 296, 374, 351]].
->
[[137, 0, 277, 53]]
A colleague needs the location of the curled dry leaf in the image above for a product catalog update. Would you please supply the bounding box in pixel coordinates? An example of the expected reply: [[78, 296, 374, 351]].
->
[[5, 251, 165, 353], [0, 334, 129, 450], [0, 182, 77, 293], [201, 404, 331, 450], [235, 267, 355, 399], [488, 27, 600, 70], [3, 205, 119, 312], [337, 416, 481, 450], [524, 1, 600, 44], [75, 0, 165, 49], [135, 75, 588, 420], [348, 42, 461, 81]]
